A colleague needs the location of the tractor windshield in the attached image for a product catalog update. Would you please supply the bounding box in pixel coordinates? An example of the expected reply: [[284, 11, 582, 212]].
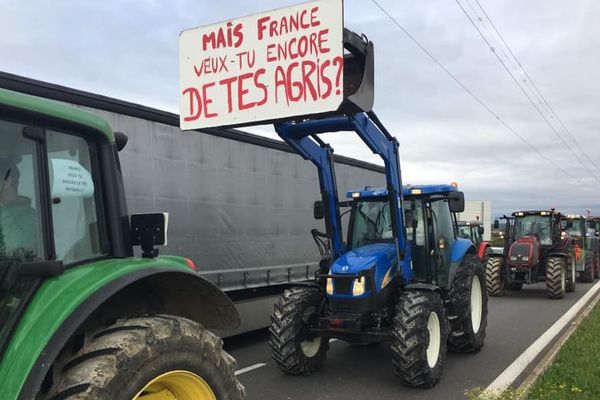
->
[[0, 119, 45, 355], [350, 200, 393, 249], [561, 219, 584, 238], [513, 215, 552, 245]]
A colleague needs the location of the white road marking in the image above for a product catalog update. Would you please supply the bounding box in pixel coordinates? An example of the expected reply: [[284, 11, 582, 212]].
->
[[235, 363, 267, 376], [485, 280, 600, 393]]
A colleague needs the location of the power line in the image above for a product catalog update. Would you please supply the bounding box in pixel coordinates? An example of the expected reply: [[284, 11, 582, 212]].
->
[[456, 0, 600, 184], [472, 0, 600, 173], [369, 0, 584, 185]]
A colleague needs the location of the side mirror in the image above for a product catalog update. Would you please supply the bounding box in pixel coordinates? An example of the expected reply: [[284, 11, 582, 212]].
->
[[493, 219, 499, 230], [448, 191, 465, 213], [131, 212, 169, 258], [313, 200, 324, 220], [114, 131, 129, 152], [478, 226, 485, 235]]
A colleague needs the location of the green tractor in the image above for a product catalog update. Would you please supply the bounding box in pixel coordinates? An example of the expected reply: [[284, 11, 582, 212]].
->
[[562, 214, 599, 282], [0, 89, 245, 400]]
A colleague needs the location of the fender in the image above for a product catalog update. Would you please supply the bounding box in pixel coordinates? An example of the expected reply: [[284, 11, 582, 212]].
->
[[0, 256, 239, 400], [447, 238, 477, 288], [404, 283, 441, 292], [548, 251, 568, 259], [476, 241, 491, 260]]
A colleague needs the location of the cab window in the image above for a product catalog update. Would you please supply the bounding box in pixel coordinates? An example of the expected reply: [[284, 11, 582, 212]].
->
[[47, 130, 105, 264]]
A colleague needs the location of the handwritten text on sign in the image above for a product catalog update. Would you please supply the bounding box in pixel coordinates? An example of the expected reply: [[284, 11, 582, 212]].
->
[[179, 0, 344, 130]]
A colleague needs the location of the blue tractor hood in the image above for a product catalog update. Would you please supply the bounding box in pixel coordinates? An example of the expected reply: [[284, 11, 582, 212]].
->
[[331, 243, 397, 292]]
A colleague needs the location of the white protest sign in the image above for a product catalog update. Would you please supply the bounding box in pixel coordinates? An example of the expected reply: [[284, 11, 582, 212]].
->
[[179, 0, 344, 130], [50, 159, 95, 198]]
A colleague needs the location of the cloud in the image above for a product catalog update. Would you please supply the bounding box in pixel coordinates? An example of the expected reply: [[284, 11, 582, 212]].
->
[[1, 0, 599, 216]]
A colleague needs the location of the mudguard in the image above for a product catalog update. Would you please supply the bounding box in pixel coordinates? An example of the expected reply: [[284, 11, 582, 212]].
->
[[0, 256, 239, 400], [476, 241, 491, 260], [447, 238, 477, 287]]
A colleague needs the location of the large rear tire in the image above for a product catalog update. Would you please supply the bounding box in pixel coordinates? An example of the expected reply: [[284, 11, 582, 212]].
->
[[391, 291, 448, 388], [485, 257, 504, 297], [40, 315, 245, 400], [595, 251, 600, 280], [269, 287, 328, 375], [447, 254, 488, 353], [580, 251, 594, 283], [566, 250, 576, 293], [546, 257, 567, 299]]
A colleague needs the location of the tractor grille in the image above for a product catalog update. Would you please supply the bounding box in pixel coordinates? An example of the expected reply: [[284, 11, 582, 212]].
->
[[334, 278, 353, 295], [510, 243, 531, 262]]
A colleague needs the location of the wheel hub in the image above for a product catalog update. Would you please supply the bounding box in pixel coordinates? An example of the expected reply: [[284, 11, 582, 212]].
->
[[300, 306, 321, 358], [470, 276, 483, 333], [426, 312, 441, 369], [133, 370, 216, 400]]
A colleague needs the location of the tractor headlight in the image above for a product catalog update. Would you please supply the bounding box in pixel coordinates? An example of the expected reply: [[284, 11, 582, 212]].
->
[[522, 256, 529, 261], [326, 271, 333, 295], [353, 277, 366, 296]]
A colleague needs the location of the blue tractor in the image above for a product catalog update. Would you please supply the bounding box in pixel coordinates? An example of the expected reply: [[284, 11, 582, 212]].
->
[[268, 30, 487, 388], [268, 112, 488, 387]]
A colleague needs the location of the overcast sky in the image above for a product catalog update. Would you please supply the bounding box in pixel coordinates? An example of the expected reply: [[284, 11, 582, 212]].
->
[[1, 0, 599, 215]]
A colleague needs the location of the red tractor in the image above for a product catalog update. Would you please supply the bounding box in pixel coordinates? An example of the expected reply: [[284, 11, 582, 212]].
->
[[486, 210, 576, 298], [457, 220, 492, 261]]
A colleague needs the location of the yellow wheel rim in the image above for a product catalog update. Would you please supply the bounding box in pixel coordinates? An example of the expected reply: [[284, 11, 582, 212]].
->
[[133, 370, 216, 400]]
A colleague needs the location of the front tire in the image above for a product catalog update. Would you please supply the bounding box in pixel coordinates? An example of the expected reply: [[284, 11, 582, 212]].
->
[[269, 287, 328, 375], [391, 291, 448, 388], [566, 250, 576, 292], [41, 315, 245, 400], [485, 257, 504, 297], [579, 251, 594, 283], [546, 257, 567, 299], [448, 254, 488, 353]]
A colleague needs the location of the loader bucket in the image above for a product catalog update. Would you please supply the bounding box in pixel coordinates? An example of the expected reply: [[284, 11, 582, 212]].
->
[[339, 28, 375, 114]]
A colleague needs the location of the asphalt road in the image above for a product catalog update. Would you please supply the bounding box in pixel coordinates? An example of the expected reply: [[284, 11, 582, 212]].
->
[[225, 282, 595, 400]]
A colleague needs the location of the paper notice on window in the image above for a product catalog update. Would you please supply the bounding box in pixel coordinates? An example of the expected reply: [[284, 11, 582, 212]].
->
[[50, 159, 95, 198]]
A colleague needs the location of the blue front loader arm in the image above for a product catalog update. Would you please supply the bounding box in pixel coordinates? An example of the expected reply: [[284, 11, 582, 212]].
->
[[275, 113, 412, 282]]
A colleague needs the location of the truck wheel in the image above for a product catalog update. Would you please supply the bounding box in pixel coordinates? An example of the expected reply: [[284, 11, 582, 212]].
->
[[269, 287, 328, 375], [546, 257, 567, 299], [42, 315, 245, 400], [580, 252, 594, 283], [447, 254, 488, 353], [566, 250, 576, 292], [485, 257, 504, 297], [506, 282, 523, 291], [391, 291, 448, 388]]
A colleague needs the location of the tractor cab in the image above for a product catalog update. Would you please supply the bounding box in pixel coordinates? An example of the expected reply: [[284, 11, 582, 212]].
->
[[563, 214, 599, 280], [561, 214, 585, 247], [508, 210, 561, 269], [323, 184, 467, 309], [458, 221, 484, 245], [585, 217, 600, 237]]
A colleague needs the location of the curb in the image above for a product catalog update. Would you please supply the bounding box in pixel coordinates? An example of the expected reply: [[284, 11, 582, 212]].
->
[[481, 280, 600, 397]]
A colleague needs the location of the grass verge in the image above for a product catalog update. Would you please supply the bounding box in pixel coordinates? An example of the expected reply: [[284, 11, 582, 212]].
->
[[527, 299, 600, 399]]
